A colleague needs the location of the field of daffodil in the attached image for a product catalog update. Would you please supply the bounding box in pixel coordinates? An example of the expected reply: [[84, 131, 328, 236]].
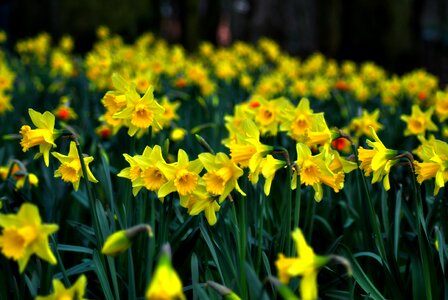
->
[[0, 27, 447, 299]]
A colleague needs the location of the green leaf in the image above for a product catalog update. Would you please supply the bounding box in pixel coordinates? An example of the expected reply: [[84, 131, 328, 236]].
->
[[54, 259, 94, 278], [244, 262, 269, 300], [393, 187, 402, 260], [353, 252, 383, 266], [199, 222, 225, 284], [56, 244, 94, 255], [191, 253, 200, 300], [93, 251, 114, 300], [338, 245, 386, 300]]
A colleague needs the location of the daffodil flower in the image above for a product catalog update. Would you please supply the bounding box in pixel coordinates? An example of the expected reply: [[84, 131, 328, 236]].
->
[[52, 141, 98, 191], [36, 274, 87, 300], [294, 143, 344, 202], [113, 81, 165, 137], [414, 138, 448, 195], [275, 228, 329, 300], [358, 127, 398, 191], [19, 109, 60, 166], [0, 203, 58, 273], [400, 104, 438, 136], [199, 152, 245, 202], [157, 149, 203, 198], [180, 183, 221, 226]]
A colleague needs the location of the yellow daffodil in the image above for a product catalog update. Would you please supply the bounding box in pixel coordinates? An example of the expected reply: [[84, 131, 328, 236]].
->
[[275, 228, 329, 300], [52, 141, 98, 191], [414, 138, 448, 195], [294, 143, 344, 202], [138, 146, 168, 193], [260, 155, 287, 196], [113, 82, 165, 137], [227, 119, 273, 175], [117, 152, 146, 196], [146, 244, 186, 300], [400, 104, 438, 136], [157, 149, 203, 198], [180, 184, 221, 226], [250, 96, 290, 136], [358, 127, 398, 191], [19, 109, 60, 167], [198, 152, 246, 202], [0, 203, 58, 272], [349, 109, 383, 138], [36, 274, 87, 300], [280, 98, 331, 146]]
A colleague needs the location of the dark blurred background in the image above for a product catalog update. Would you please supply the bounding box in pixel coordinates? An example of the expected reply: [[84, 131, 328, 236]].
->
[[1, 0, 447, 84]]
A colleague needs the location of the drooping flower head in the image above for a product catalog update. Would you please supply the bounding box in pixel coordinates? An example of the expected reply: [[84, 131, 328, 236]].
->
[[358, 127, 398, 191], [275, 228, 330, 300], [227, 119, 273, 176], [180, 183, 221, 226], [0, 203, 58, 273], [19, 109, 60, 166], [52, 141, 98, 191], [414, 138, 448, 195]]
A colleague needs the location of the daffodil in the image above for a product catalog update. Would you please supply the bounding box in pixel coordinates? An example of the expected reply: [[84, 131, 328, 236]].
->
[[52, 141, 98, 191], [358, 127, 398, 191], [275, 228, 329, 300], [414, 138, 448, 195], [117, 152, 146, 196], [294, 143, 344, 202], [146, 244, 186, 300], [157, 149, 203, 198], [349, 109, 383, 138], [260, 155, 287, 196], [198, 152, 245, 202], [280, 98, 331, 146], [19, 109, 60, 166], [154, 96, 181, 132], [227, 119, 273, 175], [36, 274, 87, 300], [400, 104, 438, 136], [0, 203, 58, 272], [180, 184, 221, 226], [250, 96, 291, 136], [137, 145, 169, 194], [113, 81, 165, 137]]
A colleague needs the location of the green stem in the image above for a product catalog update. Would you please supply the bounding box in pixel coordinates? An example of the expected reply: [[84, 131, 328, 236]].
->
[[256, 192, 265, 275], [293, 175, 301, 230], [75, 140, 104, 245], [51, 236, 70, 286], [286, 165, 293, 257], [238, 199, 247, 299], [407, 157, 432, 300]]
